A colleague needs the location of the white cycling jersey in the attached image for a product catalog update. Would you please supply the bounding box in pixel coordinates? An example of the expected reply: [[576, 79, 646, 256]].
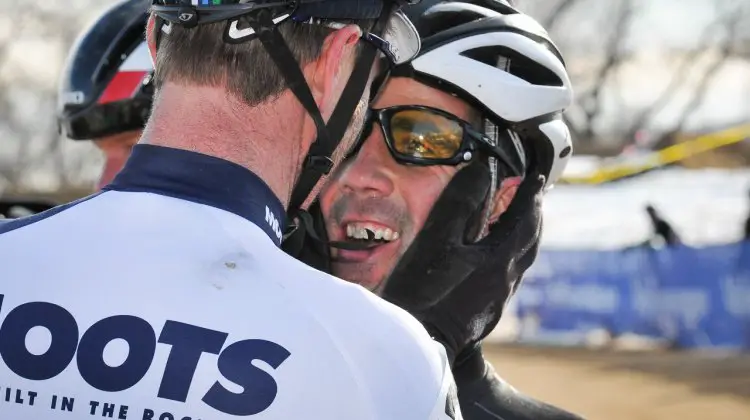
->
[[0, 144, 461, 420]]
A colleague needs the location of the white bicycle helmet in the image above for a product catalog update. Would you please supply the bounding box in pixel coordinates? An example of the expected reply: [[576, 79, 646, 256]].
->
[[400, 0, 573, 188]]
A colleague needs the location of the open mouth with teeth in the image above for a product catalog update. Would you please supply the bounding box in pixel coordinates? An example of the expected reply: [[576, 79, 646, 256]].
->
[[332, 221, 403, 284], [332, 220, 402, 266], [345, 222, 400, 243]]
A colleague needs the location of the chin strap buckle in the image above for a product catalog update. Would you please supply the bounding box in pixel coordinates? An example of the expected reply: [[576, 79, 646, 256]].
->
[[304, 155, 334, 175]]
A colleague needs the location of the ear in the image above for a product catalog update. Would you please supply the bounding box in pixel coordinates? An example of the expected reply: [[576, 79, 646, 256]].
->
[[488, 176, 522, 224], [308, 24, 363, 118], [146, 14, 158, 66]]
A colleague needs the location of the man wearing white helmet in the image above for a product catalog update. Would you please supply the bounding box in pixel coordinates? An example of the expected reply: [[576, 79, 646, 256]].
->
[[285, 0, 583, 419]]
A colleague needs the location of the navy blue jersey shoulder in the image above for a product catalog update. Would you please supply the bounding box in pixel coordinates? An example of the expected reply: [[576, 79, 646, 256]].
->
[[104, 144, 287, 246], [0, 193, 103, 235], [0, 145, 286, 245]]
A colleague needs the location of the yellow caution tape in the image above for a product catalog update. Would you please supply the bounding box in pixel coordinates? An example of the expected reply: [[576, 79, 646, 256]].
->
[[560, 124, 750, 185]]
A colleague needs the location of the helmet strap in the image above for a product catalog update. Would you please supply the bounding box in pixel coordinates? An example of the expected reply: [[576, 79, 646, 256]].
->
[[472, 118, 499, 242], [287, 8, 392, 217]]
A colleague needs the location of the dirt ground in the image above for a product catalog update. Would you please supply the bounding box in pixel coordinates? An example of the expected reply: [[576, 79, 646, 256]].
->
[[484, 344, 750, 420]]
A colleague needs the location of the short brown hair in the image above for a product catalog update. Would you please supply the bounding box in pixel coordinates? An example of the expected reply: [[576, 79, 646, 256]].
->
[[154, 19, 344, 106]]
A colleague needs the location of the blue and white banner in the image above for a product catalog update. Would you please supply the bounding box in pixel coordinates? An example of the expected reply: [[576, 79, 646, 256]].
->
[[511, 242, 750, 350]]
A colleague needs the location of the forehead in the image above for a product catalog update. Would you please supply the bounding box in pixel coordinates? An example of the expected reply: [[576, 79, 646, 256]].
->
[[372, 77, 476, 121]]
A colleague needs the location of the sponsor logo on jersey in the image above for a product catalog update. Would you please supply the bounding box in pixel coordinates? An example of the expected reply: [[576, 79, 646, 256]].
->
[[265, 206, 283, 242], [0, 294, 291, 417]]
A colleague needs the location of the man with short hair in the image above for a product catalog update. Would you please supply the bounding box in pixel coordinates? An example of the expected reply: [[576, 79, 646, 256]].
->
[[0, 1, 460, 418]]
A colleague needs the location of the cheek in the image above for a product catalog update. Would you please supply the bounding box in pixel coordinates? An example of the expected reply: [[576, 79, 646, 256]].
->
[[94, 140, 135, 186], [400, 167, 456, 233], [97, 153, 127, 189], [318, 175, 342, 222]]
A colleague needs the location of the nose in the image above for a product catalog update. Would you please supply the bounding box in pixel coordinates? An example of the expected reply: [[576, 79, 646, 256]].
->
[[337, 127, 397, 198]]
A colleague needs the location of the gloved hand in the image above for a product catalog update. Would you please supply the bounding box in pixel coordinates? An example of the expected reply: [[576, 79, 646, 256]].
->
[[380, 162, 545, 362]]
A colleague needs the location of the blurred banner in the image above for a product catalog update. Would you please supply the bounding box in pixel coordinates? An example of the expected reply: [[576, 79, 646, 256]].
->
[[511, 242, 750, 350]]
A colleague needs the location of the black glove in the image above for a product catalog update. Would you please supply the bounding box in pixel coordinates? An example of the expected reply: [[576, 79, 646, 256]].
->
[[380, 162, 545, 362]]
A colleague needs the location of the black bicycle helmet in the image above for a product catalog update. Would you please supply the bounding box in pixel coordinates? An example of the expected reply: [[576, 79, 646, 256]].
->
[[57, 0, 154, 141]]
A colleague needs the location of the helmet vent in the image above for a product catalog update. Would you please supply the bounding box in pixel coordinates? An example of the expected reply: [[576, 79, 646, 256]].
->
[[460, 45, 562, 87]]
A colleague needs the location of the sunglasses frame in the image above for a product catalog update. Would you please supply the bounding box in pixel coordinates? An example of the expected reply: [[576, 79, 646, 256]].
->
[[362, 105, 524, 176]]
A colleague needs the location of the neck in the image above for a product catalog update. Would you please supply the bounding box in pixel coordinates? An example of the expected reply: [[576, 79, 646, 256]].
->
[[141, 82, 308, 208]]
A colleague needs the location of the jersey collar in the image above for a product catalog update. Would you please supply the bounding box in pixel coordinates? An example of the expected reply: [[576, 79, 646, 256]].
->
[[104, 144, 286, 246]]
